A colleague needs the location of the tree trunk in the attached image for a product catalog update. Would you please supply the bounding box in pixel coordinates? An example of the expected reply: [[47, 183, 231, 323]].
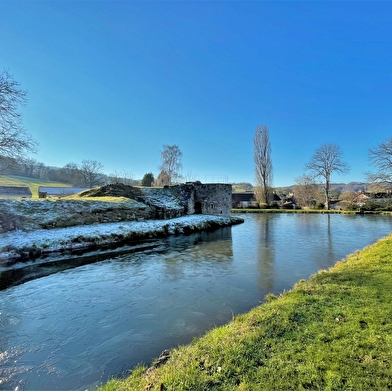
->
[[325, 178, 330, 210]]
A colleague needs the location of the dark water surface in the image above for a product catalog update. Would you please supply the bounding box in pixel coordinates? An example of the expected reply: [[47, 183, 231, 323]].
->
[[1, 213, 392, 390]]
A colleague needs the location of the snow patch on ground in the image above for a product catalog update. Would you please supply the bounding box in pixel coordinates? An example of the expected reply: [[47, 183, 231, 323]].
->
[[0, 215, 243, 262], [0, 197, 151, 232]]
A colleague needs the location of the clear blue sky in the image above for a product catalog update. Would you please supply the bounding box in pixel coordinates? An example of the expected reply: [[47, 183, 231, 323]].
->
[[1, 1, 391, 186]]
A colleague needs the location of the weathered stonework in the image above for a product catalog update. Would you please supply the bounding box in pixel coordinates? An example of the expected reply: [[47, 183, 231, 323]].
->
[[139, 183, 232, 218], [193, 183, 232, 216], [0, 183, 234, 234], [0, 183, 243, 263]]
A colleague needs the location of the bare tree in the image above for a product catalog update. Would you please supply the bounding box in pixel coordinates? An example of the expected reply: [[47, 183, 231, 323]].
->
[[254, 125, 273, 205], [306, 143, 349, 209], [80, 160, 104, 188], [0, 71, 38, 165], [36, 162, 48, 179], [0, 156, 17, 174], [339, 191, 357, 203], [366, 137, 392, 190], [294, 174, 321, 208], [160, 145, 183, 185], [154, 170, 170, 187], [19, 157, 40, 177], [108, 170, 134, 185], [61, 162, 83, 185]]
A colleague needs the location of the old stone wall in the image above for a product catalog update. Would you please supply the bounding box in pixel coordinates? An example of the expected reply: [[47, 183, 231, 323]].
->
[[193, 183, 232, 216], [80, 183, 232, 217], [164, 184, 196, 215], [1, 183, 233, 233], [164, 183, 232, 217]]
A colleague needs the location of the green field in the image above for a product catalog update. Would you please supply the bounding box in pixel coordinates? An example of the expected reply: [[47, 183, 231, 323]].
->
[[0, 175, 70, 198]]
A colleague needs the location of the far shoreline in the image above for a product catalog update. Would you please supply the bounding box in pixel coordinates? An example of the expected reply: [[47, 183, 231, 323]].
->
[[232, 208, 392, 215]]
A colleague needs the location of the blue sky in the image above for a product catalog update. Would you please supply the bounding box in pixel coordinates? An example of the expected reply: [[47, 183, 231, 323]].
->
[[1, 1, 391, 186]]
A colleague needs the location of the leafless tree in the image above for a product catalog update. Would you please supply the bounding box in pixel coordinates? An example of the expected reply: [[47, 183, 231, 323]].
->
[[80, 160, 104, 188], [254, 125, 273, 205], [306, 143, 349, 209], [61, 162, 83, 185], [294, 174, 321, 208], [0, 71, 38, 166], [108, 170, 134, 185], [154, 170, 170, 187], [35, 162, 46, 179], [19, 157, 40, 177], [0, 156, 16, 173], [184, 170, 198, 183], [159, 145, 183, 185], [339, 191, 357, 203], [366, 137, 392, 190]]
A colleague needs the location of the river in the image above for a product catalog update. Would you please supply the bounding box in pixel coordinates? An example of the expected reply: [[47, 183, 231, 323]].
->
[[1, 213, 391, 390]]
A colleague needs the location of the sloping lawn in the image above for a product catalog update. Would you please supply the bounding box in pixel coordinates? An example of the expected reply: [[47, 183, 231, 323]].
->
[[0, 175, 70, 198], [97, 234, 392, 391]]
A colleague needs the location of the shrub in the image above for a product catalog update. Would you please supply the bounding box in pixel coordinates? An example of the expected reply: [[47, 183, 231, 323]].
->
[[380, 200, 392, 211], [363, 200, 381, 211], [341, 202, 358, 211]]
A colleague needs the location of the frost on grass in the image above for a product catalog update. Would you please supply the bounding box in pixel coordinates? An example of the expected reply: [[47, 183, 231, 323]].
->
[[0, 215, 243, 261], [0, 185, 243, 261], [0, 198, 153, 232], [0, 186, 187, 233]]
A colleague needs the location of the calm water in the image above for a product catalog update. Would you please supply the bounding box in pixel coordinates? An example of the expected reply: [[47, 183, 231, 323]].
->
[[1, 213, 392, 390]]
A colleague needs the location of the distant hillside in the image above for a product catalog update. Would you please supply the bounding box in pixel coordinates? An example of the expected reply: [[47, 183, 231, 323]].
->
[[330, 182, 367, 193], [232, 182, 253, 193], [0, 175, 71, 198], [278, 183, 367, 194]]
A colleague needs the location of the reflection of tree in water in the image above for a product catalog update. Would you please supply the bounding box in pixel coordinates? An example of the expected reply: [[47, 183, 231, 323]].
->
[[327, 214, 333, 261], [256, 214, 275, 295], [309, 214, 335, 270], [290, 214, 335, 271], [160, 227, 234, 280]]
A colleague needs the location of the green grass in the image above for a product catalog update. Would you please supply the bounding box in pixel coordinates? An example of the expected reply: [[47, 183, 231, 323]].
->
[[0, 175, 70, 198], [97, 233, 392, 391], [232, 208, 392, 215], [232, 208, 348, 214], [66, 194, 133, 203], [232, 187, 249, 193]]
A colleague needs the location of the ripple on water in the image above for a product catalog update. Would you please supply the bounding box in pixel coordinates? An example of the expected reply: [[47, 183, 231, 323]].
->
[[0, 345, 33, 388], [1, 215, 392, 390]]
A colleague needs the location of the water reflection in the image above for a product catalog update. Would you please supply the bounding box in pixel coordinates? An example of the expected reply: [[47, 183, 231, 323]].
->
[[256, 214, 275, 294], [0, 213, 391, 390], [160, 227, 233, 280], [0, 241, 160, 291]]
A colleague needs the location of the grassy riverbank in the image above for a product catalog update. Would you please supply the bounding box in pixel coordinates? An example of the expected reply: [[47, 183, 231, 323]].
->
[[232, 208, 346, 214], [232, 208, 392, 215], [98, 233, 392, 391]]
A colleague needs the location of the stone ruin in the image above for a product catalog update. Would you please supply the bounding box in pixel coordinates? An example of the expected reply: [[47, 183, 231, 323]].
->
[[79, 182, 232, 219]]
